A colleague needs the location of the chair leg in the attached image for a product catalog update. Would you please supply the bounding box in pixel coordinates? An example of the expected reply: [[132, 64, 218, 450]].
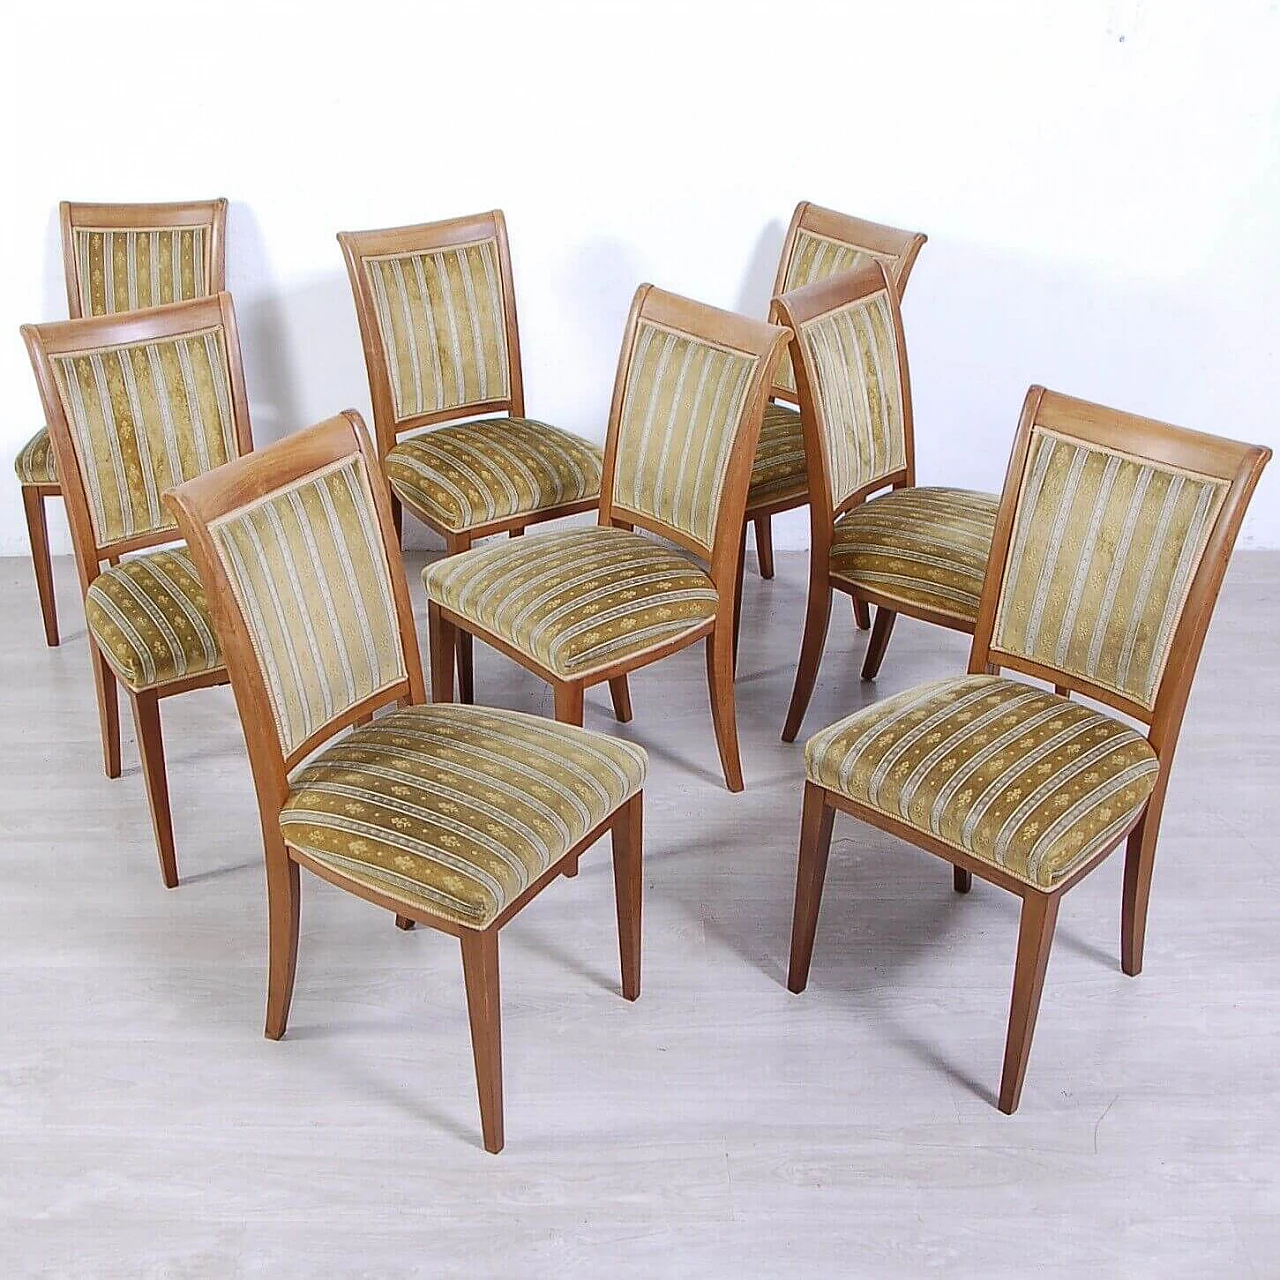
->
[[427, 601, 455, 703], [612, 793, 643, 1001], [787, 781, 836, 993], [21, 486, 59, 647], [705, 625, 744, 792], [461, 928, 504, 1154], [444, 535, 475, 704], [90, 643, 121, 779], [781, 578, 833, 744], [860, 606, 898, 680], [954, 866, 973, 894], [395, 914, 415, 930], [754, 514, 775, 580], [608, 676, 633, 724], [554, 682, 585, 876], [999, 890, 1060, 1114], [264, 846, 301, 1040], [1121, 798, 1164, 977], [509, 526, 524, 537], [852, 597, 871, 630], [130, 690, 178, 889]]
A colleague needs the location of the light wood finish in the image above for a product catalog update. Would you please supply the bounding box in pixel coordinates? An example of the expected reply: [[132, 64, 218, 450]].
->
[[17, 199, 228, 648], [428, 284, 790, 793], [21, 293, 249, 886], [165, 413, 645, 1154], [788, 385, 1270, 1112]]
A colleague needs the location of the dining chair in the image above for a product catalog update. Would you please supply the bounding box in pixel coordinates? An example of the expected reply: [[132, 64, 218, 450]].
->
[[22, 292, 250, 887], [15, 199, 228, 647], [338, 211, 605, 704], [423, 284, 790, 795], [788, 385, 1270, 1113], [165, 411, 647, 1154], [777, 262, 1001, 742], [746, 201, 926, 599]]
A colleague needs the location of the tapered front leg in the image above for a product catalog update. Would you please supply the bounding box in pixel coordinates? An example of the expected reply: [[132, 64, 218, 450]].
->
[[754, 514, 775, 580], [608, 676, 633, 724], [706, 625, 744, 792], [611, 794, 643, 1001], [427, 601, 455, 703], [999, 891, 1060, 1114], [90, 643, 121, 779], [461, 929, 504, 1154], [1122, 794, 1165, 977], [787, 781, 836, 993], [131, 690, 178, 888], [860, 606, 897, 680], [782, 575, 833, 744], [22, 486, 59, 647], [264, 846, 301, 1041]]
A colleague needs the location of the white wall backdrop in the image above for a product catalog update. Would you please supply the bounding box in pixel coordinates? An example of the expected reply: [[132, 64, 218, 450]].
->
[[2, 0, 1278, 556]]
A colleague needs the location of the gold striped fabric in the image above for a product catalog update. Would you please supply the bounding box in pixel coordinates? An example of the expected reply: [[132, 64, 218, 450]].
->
[[806, 675, 1159, 889], [364, 240, 510, 423], [49, 327, 239, 548], [386, 417, 602, 534], [424, 526, 719, 680], [774, 229, 901, 398], [612, 320, 758, 556], [73, 227, 209, 317], [831, 487, 999, 624], [14, 427, 57, 485], [85, 546, 223, 691], [209, 454, 408, 757], [797, 290, 906, 505], [748, 403, 808, 510], [281, 703, 647, 929], [993, 427, 1229, 710]]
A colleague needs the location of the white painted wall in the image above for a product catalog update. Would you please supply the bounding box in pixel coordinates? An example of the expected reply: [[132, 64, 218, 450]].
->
[[3, 0, 1278, 557]]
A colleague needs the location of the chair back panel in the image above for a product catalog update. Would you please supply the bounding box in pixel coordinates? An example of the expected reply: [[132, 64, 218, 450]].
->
[[73, 226, 211, 317]]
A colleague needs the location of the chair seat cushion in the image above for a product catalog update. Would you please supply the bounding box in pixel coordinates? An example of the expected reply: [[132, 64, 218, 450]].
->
[[280, 704, 647, 928], [386, 418, 602, 535], [423, 525, 718, 681], [15, 427, 57, 486], [85, 546, 223, 692], [831, 486, 999, 625], [747, 403, 808, 511], [806, 675, 1159, 889]]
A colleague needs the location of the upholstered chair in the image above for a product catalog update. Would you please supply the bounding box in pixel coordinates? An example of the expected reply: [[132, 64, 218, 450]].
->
[[21, 293, 250, 887], [338, 212, 605, 704], [788, 386, 1270, 1113], [777, 262, 1001, 742], [165, 412, 646, 1154], [15, 199, 228, 647], [423, 285, 790, 796], [746, 201, 926, 597]]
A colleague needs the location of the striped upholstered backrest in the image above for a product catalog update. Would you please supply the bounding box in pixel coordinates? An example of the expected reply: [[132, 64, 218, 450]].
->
[[207, 451, 408, 757], [991, 425, 1230, 712], [72, 226, 211, 317], [792, 278, 907, 507]]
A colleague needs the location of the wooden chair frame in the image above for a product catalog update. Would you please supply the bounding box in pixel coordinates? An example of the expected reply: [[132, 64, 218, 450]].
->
[[428, 283, 790, 795], [165, 412, 643, 1154], [20, 199, 228, 648], [788, 385, 1270, 1112], [745, 201, 926, 586], [21, 292, 250, 888]]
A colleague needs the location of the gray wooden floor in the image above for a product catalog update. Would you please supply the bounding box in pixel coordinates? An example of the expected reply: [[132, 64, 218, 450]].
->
[[1, 548, 1276, 1279]]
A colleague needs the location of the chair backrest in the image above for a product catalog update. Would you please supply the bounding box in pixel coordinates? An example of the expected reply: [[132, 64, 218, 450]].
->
[[61, 199, 228, 320], [338, 211, 523, 457], [973, 387, 1270, 750], [601, 284, 790, 575], [773, 261, 913, 527], [22, 293, 253, 581], [166, 412, 424, 804], [770, 201, 926, 403]]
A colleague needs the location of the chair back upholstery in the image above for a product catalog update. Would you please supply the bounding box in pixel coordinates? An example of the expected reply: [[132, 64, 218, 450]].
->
[[22, 293, 252, 567], [61, 199, 228, 319], [338, 212, 522, 455], [603, 285, 790, 563], [974, 387, 1270, 735], [770, 202, 926, 402]]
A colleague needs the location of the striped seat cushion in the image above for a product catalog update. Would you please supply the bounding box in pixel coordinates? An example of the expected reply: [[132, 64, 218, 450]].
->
[[386, 418, 602, 534], [84, 546, 223, 692], [830, 486, 999, 625], [14, 427, 57, 486], [281, 704, 647, 928], [806, 675, 1159, 889], [423, 526, 719, 680], [747, 403, 808, 510]]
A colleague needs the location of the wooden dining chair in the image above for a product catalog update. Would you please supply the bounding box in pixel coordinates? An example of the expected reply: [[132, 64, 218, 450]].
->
[[777, 262, 1001, 742], [423, 284, 790, 794], [788, 385, 1270, 1113], [746, 201, 926, 594], [15, 199, 228, 648], [338, 211, 605, 704], [165, 411, 646, 1154], [22, 292, 250, 887]]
